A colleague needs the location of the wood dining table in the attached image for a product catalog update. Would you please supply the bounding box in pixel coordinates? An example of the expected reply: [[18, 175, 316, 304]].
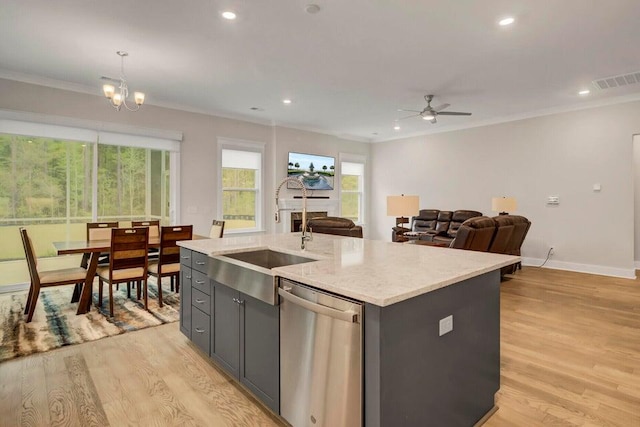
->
[[53, 234, 204, 315]]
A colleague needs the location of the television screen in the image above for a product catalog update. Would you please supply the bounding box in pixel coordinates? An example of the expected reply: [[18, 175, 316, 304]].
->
[[287, 152, 335, 190]]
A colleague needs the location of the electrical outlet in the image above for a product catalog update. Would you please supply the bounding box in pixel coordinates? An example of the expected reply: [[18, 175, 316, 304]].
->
[[439, 315, 453, 337], [549, 247, 554, 256]]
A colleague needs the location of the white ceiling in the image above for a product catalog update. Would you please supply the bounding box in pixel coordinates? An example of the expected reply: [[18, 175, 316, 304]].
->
[[1, 0, 640, 142]]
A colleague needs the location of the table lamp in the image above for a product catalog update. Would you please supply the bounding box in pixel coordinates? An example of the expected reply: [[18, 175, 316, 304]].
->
[[387, 195, 420, 230], [491, 196, 517, 215]]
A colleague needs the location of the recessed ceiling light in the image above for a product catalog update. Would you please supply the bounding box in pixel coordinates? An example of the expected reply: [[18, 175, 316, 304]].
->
[[393, 125, 400, 130], [305, 4, 321, 14], [222, 11, 237, 20], [578, 89, 590, 96], [499, 17, 515, 26], [282, 99, 292, 104]]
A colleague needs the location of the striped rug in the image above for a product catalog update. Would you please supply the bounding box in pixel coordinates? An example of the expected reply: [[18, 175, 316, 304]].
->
[[0, 280, 179, 362]]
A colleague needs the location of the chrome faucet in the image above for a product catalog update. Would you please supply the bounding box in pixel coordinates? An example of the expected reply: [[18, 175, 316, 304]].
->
[[275, 176, 312, 250]]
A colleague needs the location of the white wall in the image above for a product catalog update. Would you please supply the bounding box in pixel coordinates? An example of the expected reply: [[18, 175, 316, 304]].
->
[[0, 78, 369, 237], [371, 101, 640, 278]]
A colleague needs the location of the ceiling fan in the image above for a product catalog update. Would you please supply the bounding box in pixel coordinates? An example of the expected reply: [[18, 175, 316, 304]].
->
[[398, 94, 472, 124]]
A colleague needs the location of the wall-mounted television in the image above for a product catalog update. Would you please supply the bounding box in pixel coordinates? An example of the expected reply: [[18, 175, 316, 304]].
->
[[287, 152, 335, 190]]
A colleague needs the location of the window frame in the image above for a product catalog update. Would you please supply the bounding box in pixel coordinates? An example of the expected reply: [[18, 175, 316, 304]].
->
[[217, 137, 265, 234], [339, 153, 367, 226]]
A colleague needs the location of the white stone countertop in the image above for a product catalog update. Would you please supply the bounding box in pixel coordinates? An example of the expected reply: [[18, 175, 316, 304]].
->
[[179, 233, 520, 307]]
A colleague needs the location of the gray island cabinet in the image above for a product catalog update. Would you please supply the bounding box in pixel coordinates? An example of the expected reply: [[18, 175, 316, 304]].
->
[[178, 234, 519, 427], [179, 247, 279, 413]]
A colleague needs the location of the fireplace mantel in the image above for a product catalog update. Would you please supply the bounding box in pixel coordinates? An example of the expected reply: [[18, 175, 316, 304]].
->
[[277, 198, 339, 233]]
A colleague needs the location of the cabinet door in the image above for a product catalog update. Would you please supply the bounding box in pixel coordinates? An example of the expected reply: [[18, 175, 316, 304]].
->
[[240, 292, 280, 413], [179, 267, 192, 338], [211, 281, 240, 377]]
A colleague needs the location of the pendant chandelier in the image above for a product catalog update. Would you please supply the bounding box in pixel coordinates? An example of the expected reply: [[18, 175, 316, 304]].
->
[[102, 51, 145, 111]]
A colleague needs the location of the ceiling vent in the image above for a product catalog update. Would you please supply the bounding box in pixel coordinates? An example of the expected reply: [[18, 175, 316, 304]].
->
[[592, 71, 640, 90]]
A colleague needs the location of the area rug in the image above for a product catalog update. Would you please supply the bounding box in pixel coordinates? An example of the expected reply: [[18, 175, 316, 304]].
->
[[0, 280, 179, 362]]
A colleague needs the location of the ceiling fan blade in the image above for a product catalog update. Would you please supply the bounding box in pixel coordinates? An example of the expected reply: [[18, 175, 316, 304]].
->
[[398, 114, 419, 120], [397, 109, 423, 113], [437, 111, 472, 116], [431, 103, 450, 112]]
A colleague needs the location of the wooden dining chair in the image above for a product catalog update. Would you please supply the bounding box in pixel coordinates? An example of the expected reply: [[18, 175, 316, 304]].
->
[[20, 227, 88, 323], [81, 221, 119, 268], [96, 227, 149, 317], [132, 219, 160, 259], [209, 220, 225, 238], [148, 225, 193, 307]]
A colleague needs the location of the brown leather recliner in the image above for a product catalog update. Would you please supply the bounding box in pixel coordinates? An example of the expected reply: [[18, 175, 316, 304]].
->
[[412, 209, 440, 233], [307, 217, 363, 238], [432, 210, 483, 245], [490, 215, 531, 274], [450, 216, 497, 251]]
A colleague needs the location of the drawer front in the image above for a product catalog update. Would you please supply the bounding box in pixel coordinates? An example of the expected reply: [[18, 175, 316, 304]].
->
[[192, 270, 210, 295], [191, 307, 210, 355], [192, 288, 211, 315], [180, 248, 192, 268], [192, 251, 209, 273]]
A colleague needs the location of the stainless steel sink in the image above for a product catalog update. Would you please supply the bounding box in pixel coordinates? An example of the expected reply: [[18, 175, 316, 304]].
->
[[208, 250, 316, 305], [222, 249, 315, 269]]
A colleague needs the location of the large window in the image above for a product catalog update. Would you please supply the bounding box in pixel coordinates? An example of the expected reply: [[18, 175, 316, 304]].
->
[[0, 118, 180, 286], [219, 139, 264, 233], [341, 159, 365, 224]]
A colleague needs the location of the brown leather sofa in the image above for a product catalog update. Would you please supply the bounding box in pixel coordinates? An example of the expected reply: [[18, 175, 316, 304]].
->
[[396, 209, 482, 243], [307, 216, 363, 238]]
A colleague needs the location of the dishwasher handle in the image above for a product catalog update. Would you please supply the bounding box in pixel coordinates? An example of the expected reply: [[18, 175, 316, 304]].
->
[[278, 287, 359, 323]]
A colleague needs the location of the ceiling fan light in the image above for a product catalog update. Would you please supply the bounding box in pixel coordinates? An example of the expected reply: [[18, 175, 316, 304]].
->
[[134, 92, 145, 105], [103, 84, 115, 99], [422, 114, 435, 121]]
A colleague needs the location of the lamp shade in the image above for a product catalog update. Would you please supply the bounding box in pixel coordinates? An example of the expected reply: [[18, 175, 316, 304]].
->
[[387, 195, 420, 217], [491, 197, 517, 213]]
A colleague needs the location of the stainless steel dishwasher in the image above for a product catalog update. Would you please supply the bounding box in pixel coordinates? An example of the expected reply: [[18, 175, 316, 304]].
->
[[279, 278, 363, 427]]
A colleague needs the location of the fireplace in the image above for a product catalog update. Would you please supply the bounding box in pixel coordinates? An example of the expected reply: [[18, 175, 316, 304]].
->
[[291, 211, 327, 232]]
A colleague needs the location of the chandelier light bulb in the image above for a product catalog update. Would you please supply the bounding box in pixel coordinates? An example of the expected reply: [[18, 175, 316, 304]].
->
[[112, 93, 123, 107], [103, 84, 115, 99], [134, 92, 145, 105]]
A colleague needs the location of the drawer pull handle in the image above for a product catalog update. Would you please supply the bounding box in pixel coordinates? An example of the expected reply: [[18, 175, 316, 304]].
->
[[195, 280, 205, 284], [195, 261, 206, 265], [186, 275, 192, 279], [195, 299, 205, 304], [195, 328, 205, 334], [232, 297, 245, 305], [181, 256, 190, 259]]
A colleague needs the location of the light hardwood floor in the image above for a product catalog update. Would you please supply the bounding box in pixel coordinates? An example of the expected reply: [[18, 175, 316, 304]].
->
[[1, 267, 639, 426]]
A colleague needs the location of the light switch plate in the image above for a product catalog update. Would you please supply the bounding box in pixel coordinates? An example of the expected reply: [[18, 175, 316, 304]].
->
[[439, 315, 453, 336]]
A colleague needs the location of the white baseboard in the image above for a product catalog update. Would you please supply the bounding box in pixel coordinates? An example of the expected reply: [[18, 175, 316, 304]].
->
[[521, 257, 636, 280], [0, 282, 29, 294]]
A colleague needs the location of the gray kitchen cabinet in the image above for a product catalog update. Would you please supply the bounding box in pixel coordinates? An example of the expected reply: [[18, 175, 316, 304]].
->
[[211, 280, 240, 377], [211, 280, 280, 413]]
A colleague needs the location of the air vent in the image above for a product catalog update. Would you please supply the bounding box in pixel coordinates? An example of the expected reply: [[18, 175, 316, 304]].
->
[[592, 71, 640, 90]]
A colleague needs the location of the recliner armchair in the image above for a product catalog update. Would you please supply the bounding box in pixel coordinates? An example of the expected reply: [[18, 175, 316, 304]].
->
[[450, 216, 497, 251], [306, 216, 363, 238]]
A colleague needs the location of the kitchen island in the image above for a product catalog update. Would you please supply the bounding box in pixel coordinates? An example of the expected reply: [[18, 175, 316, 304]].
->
[[178, 233, 519, 427]]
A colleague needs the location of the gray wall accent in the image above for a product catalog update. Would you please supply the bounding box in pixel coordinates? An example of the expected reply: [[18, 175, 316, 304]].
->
[[364, 270, 500, 426]]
